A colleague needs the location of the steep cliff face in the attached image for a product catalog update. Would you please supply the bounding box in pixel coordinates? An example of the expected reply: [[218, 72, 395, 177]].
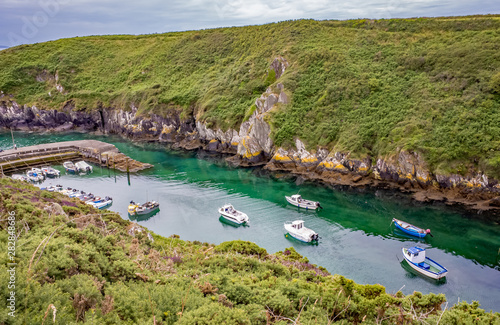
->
[[196, 57, 289, 166], [1, 55, 500, 212]]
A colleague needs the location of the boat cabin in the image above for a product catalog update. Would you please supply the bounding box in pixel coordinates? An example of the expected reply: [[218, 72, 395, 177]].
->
[[291, 220, 305, 229], [406, 247, 426, 264], [291, 195, 302, 202]]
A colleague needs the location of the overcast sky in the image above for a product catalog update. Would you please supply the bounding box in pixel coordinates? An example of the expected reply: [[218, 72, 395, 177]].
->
[[1, 0, 498, 47]]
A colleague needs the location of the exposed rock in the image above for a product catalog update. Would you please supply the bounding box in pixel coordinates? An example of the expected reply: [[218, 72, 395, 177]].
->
[[489, 197, 500, 207], [270, 56, 289, 79], [127, 223, 154, 241], [2, 54, 500, 213]]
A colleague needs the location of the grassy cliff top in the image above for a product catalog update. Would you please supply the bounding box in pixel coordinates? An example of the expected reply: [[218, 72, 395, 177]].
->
[[1, 178, 499, 324], [1, 16, 500, 176]]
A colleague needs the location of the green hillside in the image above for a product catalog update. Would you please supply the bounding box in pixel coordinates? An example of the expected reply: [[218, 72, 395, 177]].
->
[[1, 178, 499, 324], [1, 16, 500, 176]]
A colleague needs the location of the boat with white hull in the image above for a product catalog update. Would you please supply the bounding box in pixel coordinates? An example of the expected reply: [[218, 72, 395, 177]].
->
[[41, 166, 60, 178], [402, 247, 448, 279], [86, 196, 113, 210], [128, 201, 160, 215], [218, 204, 249, 225], [75, 160, 93, 174], [285, 194, 322, 210], [63, 161, 77, 173], [284, 220, 319, 243]]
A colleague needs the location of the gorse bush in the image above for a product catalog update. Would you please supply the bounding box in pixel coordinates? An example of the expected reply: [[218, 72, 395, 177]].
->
[[0, 178, 499, 324]]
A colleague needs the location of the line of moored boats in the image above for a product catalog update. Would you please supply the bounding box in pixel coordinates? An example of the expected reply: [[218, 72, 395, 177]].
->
[[63, 160, 93, 174], [10, 160, 93, 183], [11, 161, 447, 280], [42, 184, 113, 210], [219, 194, 322, 243], [219, 194, 448, 280], [12, 166, 61, 182]]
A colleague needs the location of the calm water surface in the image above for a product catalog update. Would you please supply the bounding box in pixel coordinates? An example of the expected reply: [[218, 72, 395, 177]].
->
[[2, 132, 500, 312]]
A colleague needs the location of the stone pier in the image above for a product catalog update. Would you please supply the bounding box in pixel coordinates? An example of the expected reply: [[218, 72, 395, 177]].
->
[[0, 140, 153, 174]]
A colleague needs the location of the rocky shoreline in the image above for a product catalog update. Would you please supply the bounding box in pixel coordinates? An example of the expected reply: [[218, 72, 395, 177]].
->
[[1, 57, 500, 219]]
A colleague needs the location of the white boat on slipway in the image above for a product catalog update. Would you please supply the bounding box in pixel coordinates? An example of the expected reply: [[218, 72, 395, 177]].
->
[[218, 204, 249, 225]]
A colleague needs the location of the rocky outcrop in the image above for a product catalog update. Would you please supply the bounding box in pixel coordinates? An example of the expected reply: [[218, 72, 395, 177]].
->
[[197, 57, 289, 166], [2, 55, 500, 213]]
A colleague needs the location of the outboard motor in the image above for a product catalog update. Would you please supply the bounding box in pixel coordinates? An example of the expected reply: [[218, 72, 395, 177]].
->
[[316, 202, 323, 210]]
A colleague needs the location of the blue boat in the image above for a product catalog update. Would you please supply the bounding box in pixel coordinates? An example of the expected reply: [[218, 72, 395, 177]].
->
[[402, 247, 448, 279], [392, 218, 431, 238]]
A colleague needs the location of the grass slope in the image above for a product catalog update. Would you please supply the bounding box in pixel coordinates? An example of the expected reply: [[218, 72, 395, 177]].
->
[[1, 178, 499, 324], [0, 16, 500, 176]]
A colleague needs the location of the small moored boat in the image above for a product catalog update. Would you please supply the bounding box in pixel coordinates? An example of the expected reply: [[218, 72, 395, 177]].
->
[[402, 246, 448, 279], [218, 204, 249, 225], [285, 194, 322, 210], [284, 220, 319, 243], [31, 168, 46, 179], [44, 184, 63, 192], [392, 218, 431, 238], [63, 161, 77, 173], [41, 166, 60, 178], [86, 196, 113, 210], [26, 170, 44, 182], [75, 160, 93, 174], [128, 201, 160, 215]]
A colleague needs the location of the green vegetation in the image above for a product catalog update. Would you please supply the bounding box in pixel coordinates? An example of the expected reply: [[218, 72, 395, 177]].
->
[[1, 178, 499, 324], [0, 16, 500, 176]]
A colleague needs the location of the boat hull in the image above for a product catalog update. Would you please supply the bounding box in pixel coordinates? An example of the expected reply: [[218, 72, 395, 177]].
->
[[284, 223, 318, 243], [220, 214, 246, 225], [393, 218, 427, 238], [402, 248, 448, 279], [136, 206, 159, 215], [285, 196, 319, 210], [285, 232, 313, 243], [219, 211, 248, 225]]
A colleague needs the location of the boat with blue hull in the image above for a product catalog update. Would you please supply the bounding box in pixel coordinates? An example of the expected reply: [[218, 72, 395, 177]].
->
[[402, 247, 448, 280], [392, 218, 431, 238]]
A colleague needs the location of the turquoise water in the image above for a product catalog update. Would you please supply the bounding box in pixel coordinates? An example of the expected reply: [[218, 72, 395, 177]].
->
[[2, 132, 500, 312]]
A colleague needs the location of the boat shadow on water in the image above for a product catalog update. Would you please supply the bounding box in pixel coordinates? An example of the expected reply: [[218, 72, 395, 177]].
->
[[128, 210, 160, 222], [399, 260, 447, 286], [218, 216, 249, 228]]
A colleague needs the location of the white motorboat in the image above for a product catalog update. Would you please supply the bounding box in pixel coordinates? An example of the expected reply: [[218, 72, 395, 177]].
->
[[86, 196, 113, 210], [26, 170, 44, 182], [218, 204, 249, 225], [65, 188, 80, 197], [284, 220, 319, 243], [58, 187, 74, 195], [31, 167, 46, 179], [44, 184, 63, 192], [285, 194, 322, 210], [63, 161, 77, 173], [41, 166, 60, 178], [69, 190, 86, 199], [402, 247, 448, 280], [75, 160, 93, 174]]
